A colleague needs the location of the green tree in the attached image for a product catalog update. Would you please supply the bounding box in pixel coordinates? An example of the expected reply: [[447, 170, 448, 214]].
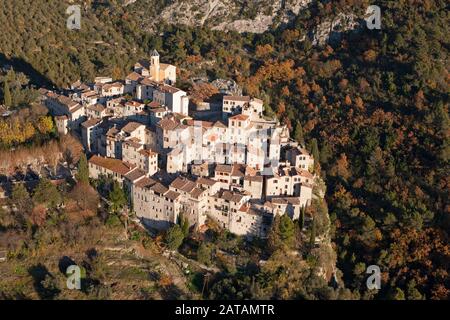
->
[[390, 288, 406, 300], [267, 215, 283, 253], [299, 206, 306, 230], [33, 178, 62, 207], [197, 243, 213, 266], [294, 121, 304, 145], [310, 138, 320, 173], [407, 280, 424, 300], [3, 80, 12, 107], [76, 154, 89, 184], [178, 212, 190, 237], [433, 102, 450, 163], [165, 224, 184, 251], [10, 183, 32, 214], [319, 141, 332, 166], [108, 181, 127, 214], [279, 214, 295, 245]]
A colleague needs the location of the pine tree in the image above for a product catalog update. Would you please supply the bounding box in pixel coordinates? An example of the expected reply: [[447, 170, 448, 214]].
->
[[294, 121, 305, 145], [178, 212, 190, 237], [319, 141, 332, 166], [299, 206, 305, 230], [165, 224, 184, 251], [310, 138, 320, 173], [434, 102, 450, 163], [279, 214, 295, 245], [76, 154, 89, 184], [3, 80, 12, 107], [267, 215, 283, 253], [108, 181, 127, 214], [197, 243, 212, 266]]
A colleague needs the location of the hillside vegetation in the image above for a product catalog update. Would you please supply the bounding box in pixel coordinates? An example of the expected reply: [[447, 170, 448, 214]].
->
[[0, 0, 448, 299]]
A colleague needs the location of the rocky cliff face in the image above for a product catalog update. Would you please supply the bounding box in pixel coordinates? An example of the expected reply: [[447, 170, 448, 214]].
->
[[156, 0, 313, 33], [124, 0, 361, 44]]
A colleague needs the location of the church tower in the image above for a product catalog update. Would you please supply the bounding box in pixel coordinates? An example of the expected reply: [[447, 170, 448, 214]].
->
[[151, 49, 160, 82]]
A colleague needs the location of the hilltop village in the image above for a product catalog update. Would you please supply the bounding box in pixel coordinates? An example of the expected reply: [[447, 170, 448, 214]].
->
[[39, 51, 316, 238]]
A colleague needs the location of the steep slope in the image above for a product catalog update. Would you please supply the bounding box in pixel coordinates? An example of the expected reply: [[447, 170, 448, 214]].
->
[[0, 0, 146, 87]]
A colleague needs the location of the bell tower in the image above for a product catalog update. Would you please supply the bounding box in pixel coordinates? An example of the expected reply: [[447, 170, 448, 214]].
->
[[151, 49, 160, 82]]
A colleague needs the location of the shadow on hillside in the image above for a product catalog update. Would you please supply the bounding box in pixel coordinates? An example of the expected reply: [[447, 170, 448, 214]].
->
[[160, 283, 185, 300], [0, 52, 55, 89], [58, 256, 77, 274], [28, 263, 61, 300]]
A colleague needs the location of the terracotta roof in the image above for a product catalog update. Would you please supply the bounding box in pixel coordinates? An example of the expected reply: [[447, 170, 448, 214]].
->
[[103, 82, 123, 90], [126, 72, 143, 82], [81, 118, 101, 128], [125, 168, 146, 182], [224, 96, 251, 102], [215, 164, 232, 173], [196, 177, 217, 187], [165, 190, 180, 201], [238, 203, 250, 212], [56, 95, 78, 108], [138, 149, 158, 157], [158, 85, 181, 94], [229, 114, 249, 121], [170, 177, 189, 190], [180, 181, 196, 193], [190, 187, 204, 199], [125, 100, 144, 108], [158, 118, 179, 131], [135, 177, 157, 189], [150, 182, 168, 195], [231, 164, 246, 177], [106, 127, 119, 137], [122, 122, 143, 134], [214, 190, 245, 203], [87, 104, 106, 113], [70, 104, 83, 113], [271, 197, 301, 205], [297, 169, 314, 179], [88, 155, 134, 176], [81, 90, 98, 98], [148, 101, 163, 108], [185, 119, 213, 128], [140, 77, 158, 86], [123, 138, 142, 149], [149, 107, 166, 113]]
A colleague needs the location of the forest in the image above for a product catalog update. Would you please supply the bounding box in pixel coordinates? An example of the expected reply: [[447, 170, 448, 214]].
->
[[0, 0, 448, 299]]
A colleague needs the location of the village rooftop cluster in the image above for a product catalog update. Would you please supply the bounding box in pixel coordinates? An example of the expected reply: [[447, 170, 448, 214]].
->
[[39, 51, 316, 238]]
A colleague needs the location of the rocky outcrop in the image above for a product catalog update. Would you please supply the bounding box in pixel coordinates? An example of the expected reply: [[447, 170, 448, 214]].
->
[[157, 0, 313, 34], [310, 13, 360, 46], [127, 0, 361, 45]]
